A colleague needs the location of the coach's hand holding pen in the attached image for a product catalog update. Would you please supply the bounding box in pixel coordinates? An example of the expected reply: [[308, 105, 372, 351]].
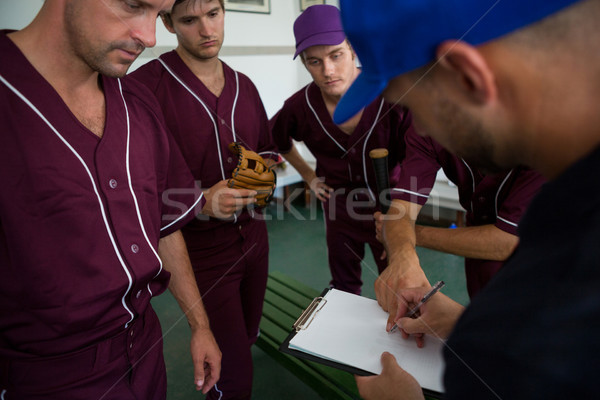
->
[[387, 282, 465, 348]]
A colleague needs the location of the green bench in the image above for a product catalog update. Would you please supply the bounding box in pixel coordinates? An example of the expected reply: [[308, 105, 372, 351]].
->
[[256, 271, 361, 399], [256, 271, 440, 400]]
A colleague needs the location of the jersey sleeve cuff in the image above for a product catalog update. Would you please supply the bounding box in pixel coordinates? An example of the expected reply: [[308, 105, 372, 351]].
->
[[390, 188, 430, 206], [160, 191, 205, 237], [258, 151, 282, 163], [495, 214, 519, 236]]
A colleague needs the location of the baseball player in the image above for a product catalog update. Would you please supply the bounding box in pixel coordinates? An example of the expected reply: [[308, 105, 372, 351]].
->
[[270, 4, 412, 295], [0, 0, 220, 398], [129, 0, 277, 399], [374, 128, 545, 316]]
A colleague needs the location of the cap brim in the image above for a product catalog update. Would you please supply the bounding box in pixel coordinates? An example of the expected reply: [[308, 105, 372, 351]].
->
[[333, 74, 388, 124], [293, 32, 346, 59]]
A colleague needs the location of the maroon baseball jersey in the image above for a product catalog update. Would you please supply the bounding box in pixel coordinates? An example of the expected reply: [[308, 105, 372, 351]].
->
[[0, 30, 202, 359], [270, 81, 412, 294], [271, 82, 409, 196], [392, 128, 546, 295], [129, 51, 277, 229]]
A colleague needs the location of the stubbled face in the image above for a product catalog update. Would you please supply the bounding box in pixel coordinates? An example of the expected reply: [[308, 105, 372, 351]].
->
[[383, 73, 506, 173], [165, 0, 225, 61], [303, 41, 358, 100], [64, 0, 173, 77]]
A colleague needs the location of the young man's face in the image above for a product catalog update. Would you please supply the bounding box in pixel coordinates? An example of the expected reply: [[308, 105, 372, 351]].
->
[[164, 0, 225, 61], [303, 41, 357, 99], [64, 0, 173, 77]]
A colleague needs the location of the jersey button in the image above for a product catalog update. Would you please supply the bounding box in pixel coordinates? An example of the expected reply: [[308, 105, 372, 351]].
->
[[227, 157, 233, 163], [136, 290, 142, 299], [131, 244, 139, 253], [109, 179, 118, 189]]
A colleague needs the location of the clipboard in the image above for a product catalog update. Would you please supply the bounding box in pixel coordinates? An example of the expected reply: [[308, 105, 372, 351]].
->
[[279, 288, 445, 399], [279, 288, 373, 376]]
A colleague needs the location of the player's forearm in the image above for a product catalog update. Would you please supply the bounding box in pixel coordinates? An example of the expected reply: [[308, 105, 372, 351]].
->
[[415, 224, 519, 261], [158, 230, 211, 331], [382, 201, 428, 286], [281, 145, 316, 183], [384, 214, 417, 263]]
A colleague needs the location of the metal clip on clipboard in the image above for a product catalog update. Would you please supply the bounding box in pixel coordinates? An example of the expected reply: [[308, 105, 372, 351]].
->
[[292, 296, 328, 332]]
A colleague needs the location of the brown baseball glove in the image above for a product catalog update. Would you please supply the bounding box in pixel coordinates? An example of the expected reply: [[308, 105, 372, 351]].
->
[[227, 142, 276, 207]]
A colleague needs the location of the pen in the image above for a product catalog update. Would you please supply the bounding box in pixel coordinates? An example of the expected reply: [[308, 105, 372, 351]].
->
[[389, 280, 445, 333]]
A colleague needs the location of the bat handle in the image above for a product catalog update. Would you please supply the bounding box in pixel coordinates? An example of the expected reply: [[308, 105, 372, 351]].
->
[[369, 149, 391, 214]]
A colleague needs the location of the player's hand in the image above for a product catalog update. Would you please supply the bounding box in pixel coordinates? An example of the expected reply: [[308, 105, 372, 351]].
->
[[393, 287, 464, 347], [355, 352, 424, 400], [201, 180, 257, 218], [375, 258, 429, 322], [306, 175, 333, 202], [190, 327, 222, 394]]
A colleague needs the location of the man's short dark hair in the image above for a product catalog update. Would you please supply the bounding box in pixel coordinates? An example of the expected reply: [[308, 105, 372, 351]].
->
[[172, 0, 225, 13], [164, 0, 224, 27]]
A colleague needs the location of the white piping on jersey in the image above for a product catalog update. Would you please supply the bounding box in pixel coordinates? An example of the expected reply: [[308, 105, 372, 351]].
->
[[117, 79, 163, 297], [157, 58, 240, 224], [321, 200, 330, 251], [461, 159, 476, 212], [305, 85, 385, 199], [259, 151, 279, 158], [0, 74, 135, 326], [213, 383, 224, 400], [157, 58, 227, 180], [497, 216, 518, 228], [1, 389, 6, 399], [495, 169, 518, 228], [361, 99, 385, 200], [460, 159, 518, 228], [230, 70, 239, 142], [305, 85, 346, 152], [161, 192, 205, 233], [391, 188, 429, 199]]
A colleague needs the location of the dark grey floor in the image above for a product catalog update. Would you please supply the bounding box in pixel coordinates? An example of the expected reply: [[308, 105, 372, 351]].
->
[[152, 198, 469, 399]]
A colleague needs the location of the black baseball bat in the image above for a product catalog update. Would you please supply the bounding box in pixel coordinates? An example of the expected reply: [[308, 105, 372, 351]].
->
[[369, 148, 391, 214]]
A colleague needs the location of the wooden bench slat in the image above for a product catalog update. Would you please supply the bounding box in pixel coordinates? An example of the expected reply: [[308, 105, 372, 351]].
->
[[261, 299, 298, 332], [268, 271, 322, 298], [263, 290, 305, 321], [266, 279, 315, 309], [301, 360, 359, 397]]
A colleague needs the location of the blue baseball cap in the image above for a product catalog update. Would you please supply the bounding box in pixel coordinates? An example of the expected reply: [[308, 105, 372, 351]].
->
[[293, 5, 346, 60], [333, 0, 581, 124]]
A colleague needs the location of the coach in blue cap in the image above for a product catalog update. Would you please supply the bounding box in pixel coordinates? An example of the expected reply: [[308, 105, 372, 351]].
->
[[334, 0, 600, 399]]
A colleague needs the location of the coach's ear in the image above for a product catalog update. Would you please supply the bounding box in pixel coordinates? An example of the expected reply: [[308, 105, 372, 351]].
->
[[435, 40, 497, 104]]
